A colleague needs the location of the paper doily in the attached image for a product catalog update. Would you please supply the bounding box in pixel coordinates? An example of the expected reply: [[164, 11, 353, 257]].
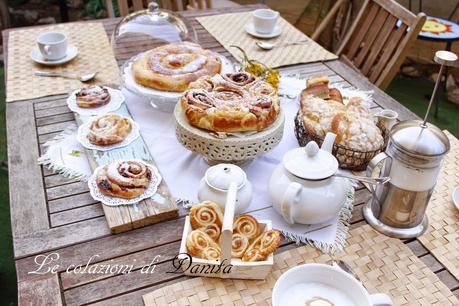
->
[[88, 159, 162, 206], [77, 115, 140, 151]]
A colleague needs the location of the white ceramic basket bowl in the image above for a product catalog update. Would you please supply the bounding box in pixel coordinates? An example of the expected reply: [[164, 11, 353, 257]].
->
[[174, 102, 285, 165]]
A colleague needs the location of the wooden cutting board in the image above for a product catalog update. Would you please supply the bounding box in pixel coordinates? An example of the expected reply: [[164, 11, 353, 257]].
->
[[74, 103, 178, 233]]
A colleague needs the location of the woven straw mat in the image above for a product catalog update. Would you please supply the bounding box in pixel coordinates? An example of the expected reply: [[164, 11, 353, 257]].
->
[[142, 225, 458, 306], [6, 22, 120, 102], [417, 131, 459, 280], [196, 12, 337, 68]]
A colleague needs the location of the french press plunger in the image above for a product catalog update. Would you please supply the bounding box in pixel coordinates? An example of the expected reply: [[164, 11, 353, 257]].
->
[[363, 50, 455, 239]]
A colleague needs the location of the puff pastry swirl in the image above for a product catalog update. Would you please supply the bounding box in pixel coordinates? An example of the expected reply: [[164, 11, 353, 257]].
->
[[76, 85, 111, 108], [87, 114, 132, 146], [131, 42, 222, 92], [181, 72, 280, 132]]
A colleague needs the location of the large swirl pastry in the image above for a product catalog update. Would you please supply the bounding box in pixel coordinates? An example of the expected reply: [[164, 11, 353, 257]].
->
[[186, 229, 221, 260], [233, 214, 260, 240], [87, 114, 132, 146], [181, 72, 280, 132], [189, 201, 223, 229], [131, 42, 222, 92], [96, 160, 152, 199], [76, 85, 111, 108]]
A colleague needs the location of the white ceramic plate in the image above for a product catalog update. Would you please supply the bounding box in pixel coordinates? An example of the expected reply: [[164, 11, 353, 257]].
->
[[88, 159, 162, 206], [453, 186, 459, 210], [77, 115, 140, 151], [67, 86, 125, 116], [245, 23, 282, 39], [121, 53, 234, 112], [31, 44, 79, 66]]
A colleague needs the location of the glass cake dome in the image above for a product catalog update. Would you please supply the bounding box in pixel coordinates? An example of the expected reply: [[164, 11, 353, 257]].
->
[[111, 1, 198, 63]]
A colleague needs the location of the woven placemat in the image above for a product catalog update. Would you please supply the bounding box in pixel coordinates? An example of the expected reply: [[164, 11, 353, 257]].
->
[[418, 131, 459, 280], [142, 225, 457, 305], [6, 22, 120, 102], [196, 12, 337, 68]]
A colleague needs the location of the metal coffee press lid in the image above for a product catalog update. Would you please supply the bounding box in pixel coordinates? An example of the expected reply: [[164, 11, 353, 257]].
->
[[388, 50, 455, 167]]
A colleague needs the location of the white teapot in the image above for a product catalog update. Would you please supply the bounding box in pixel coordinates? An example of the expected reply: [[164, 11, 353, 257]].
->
[[198, 163, 253, 214], [269, 133, 350, 225]]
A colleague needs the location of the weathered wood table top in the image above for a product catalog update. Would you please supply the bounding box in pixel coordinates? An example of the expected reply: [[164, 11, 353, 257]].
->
[[3, 4, 459, 306]]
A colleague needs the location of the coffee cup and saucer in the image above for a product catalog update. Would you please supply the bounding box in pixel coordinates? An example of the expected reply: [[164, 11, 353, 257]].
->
[[272, 263, 393, 306], [30, 32, 79, 66], [245, 9, 282, 39]]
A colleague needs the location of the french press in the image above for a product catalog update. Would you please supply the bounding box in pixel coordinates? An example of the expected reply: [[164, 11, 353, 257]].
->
[[363, 51, 455, 238]]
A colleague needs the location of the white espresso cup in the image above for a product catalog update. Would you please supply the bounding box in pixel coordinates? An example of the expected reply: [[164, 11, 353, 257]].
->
[[252, 9, 279, 34], [37, 32, 68, 61], [272, 263, 393, 306]]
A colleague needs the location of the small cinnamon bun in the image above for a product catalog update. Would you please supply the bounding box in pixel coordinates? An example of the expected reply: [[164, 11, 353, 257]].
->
[[76, 85, 111, 108]]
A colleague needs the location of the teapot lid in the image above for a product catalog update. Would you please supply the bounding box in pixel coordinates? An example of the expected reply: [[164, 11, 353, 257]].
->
[[205, 164, 246, 191], [283, 141, 338, 180]]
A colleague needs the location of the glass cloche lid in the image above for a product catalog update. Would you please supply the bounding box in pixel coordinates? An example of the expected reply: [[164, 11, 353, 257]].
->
[[111, 1, 198, 63]]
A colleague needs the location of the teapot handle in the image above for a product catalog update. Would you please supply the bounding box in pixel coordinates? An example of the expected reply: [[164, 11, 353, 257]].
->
[[281, 182, 302, 225], [366, 152, 391, 193]]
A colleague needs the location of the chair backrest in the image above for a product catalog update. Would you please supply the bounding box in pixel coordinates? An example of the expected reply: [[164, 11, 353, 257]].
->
[[337, 0, 426, 90], [105, 0, 212, 17]]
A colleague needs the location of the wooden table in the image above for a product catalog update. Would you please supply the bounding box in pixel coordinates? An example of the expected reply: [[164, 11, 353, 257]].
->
[[3, 4, 459, 306]]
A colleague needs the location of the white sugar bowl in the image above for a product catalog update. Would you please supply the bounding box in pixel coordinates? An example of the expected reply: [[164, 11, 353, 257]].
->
[[198, 163, 252, 214], [269, 133, 349, 225]]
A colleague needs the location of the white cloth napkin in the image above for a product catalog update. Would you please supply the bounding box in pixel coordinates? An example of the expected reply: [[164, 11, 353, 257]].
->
[[39, 78, 365, 252]]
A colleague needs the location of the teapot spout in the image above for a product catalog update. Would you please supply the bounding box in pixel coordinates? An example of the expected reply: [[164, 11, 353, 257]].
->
[[321, 132, 336, 153]]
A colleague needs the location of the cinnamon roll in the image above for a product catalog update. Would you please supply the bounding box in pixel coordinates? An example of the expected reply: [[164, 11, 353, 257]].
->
[[96, 160, 152, 199], [181, 72, 280, 132], [233, 214, 260, 240], [131, 42, 221, 92], [75, 85, 111, 108], [231, 233, 250, 258], [189, 201, 223, 229], [87, 114, 132, 146]]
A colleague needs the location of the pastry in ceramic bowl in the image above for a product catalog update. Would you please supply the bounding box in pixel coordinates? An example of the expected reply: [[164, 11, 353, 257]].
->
[[75, 85, 111, 108], [131, 42, 222, 92], [96, 160, 152, 199], [181, 72, 280, 132], [87, 114, 132, 146]]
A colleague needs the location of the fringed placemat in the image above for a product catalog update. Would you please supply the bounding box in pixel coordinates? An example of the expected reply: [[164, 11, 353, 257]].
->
[[418, 131, 459, 280], [6, 22, 120, 102], [142, 225, 458, 306], [196, 12, 337, 68]]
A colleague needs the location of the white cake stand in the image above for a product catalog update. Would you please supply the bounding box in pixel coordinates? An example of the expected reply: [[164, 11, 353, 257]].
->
[[174, 102, 285, 165], [121, 52, 234, 113]]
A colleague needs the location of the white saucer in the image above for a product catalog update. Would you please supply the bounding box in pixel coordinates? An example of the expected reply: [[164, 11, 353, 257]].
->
[[31, 44, 79, 66], [245, 23, 282, 39], [453, 186, 459, 210]]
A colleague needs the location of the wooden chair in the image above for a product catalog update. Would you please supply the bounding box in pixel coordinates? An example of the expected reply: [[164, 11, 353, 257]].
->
[[312, 0, 426, 91], [105, 0, 212, 17]]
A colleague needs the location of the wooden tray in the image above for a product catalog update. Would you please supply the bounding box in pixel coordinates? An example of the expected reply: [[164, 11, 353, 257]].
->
[[142, 225, 458, 305], [75, 103, 178, 233]]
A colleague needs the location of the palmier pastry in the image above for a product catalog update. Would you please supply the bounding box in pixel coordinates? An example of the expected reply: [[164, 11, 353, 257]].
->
[[131, 42, 221, 92], [233, 214, 260, 240], [201, 246, 221, 260], [181, 72, 280, 132], [199, 223, 221, 242], [75, 85, 111, 108], [96, 160, 152, 199], [87, 114, 132, 146], [186, 229, 220, 259], [242, 230, 281, 262], [231, 233, 250, 258], [189, 201, 223, 229]]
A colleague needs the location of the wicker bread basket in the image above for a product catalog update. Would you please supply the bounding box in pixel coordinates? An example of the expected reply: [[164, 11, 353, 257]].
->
[[294, 111, 389, 171]]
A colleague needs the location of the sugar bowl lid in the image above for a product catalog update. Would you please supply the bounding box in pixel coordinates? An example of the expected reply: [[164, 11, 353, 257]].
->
[[205, 164, 247, 191], [283, 141, 338, 180], [391, 120, 450, 156]]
